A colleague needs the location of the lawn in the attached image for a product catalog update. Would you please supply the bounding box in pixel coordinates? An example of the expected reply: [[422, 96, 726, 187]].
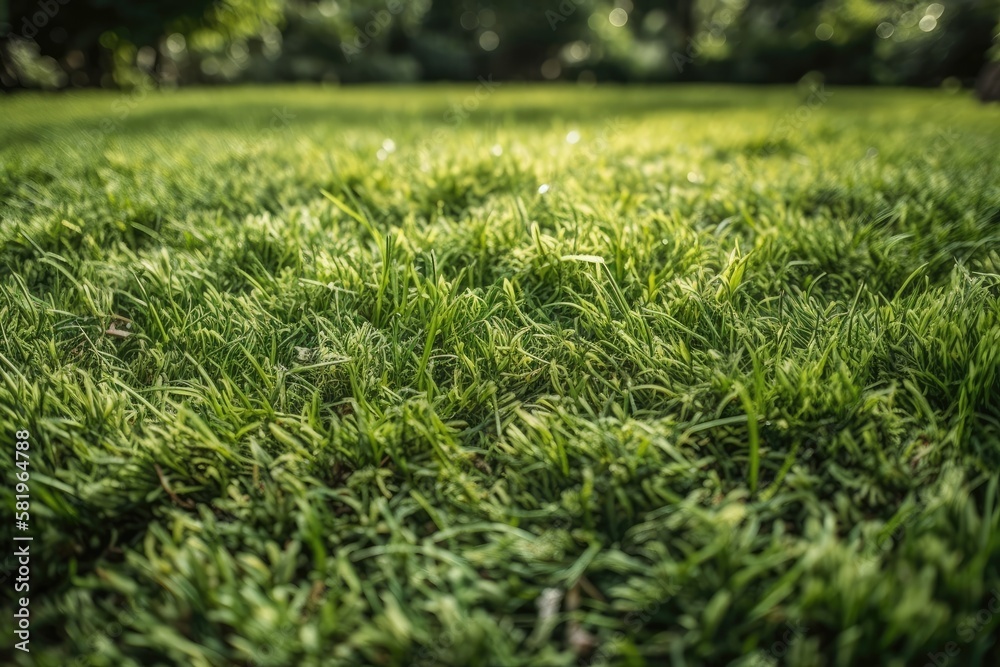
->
[[1, 84, 999, 667]]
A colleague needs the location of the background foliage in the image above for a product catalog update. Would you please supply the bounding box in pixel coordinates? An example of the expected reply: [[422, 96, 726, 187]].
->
[[2, 0, 1000, 89]]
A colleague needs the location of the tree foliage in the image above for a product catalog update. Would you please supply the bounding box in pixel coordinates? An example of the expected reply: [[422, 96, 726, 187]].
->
[[2, 0, 999, 88]]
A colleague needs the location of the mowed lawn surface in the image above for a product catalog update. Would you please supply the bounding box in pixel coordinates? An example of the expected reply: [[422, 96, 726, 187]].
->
[[1, 85, 999, 666]]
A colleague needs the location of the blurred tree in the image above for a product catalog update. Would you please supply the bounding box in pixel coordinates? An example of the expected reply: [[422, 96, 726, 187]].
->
[[2, 0, 998, 89], [1, 0, 282, 88]]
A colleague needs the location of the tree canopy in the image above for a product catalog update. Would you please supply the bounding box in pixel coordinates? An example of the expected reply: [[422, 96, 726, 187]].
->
[[2, 0, 999, 89]]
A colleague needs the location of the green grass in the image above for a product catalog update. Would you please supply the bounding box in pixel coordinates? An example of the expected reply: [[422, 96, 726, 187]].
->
[[1, 84, 999, 667]]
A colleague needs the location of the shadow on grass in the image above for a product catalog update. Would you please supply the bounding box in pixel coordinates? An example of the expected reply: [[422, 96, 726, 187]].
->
[[1, 84, 789, 149]]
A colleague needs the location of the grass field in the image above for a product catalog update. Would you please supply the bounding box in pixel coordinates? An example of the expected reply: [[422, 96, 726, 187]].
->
[[1, 84, 999, 666]]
